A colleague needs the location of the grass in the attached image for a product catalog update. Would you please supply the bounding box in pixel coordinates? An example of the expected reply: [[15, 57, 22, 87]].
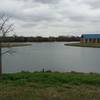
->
[[65, 43, 100, 48], [0, 72, 100, 100]]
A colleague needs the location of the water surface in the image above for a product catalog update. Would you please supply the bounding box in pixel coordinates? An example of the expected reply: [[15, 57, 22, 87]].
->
[[2, 42, 100, 73]]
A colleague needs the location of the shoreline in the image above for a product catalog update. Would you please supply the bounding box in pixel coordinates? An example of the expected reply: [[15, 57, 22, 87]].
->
[[0, 42, 32, 48], [64, 43, 100, 48]]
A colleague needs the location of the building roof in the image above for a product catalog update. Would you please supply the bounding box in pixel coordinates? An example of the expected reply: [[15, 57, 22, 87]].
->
[[81, 34, 100, 39]]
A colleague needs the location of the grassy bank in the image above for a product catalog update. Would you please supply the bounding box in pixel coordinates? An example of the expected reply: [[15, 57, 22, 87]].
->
[[65, 43, 100, 48], [0, 72, 100, 100], [0, 43, 32, 48]]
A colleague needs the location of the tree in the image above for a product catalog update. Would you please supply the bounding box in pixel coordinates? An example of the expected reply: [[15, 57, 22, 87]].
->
[[0, 14, 14, 74]]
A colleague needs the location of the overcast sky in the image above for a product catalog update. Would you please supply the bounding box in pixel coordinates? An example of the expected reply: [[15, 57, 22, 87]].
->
[[0, 0, 100, 36]]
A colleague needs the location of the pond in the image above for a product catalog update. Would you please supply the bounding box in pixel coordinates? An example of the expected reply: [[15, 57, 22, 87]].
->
[[2, 42, 100, 73]]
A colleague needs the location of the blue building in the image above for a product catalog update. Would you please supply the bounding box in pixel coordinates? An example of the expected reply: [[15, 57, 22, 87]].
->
[[81, 34, 100, 43]]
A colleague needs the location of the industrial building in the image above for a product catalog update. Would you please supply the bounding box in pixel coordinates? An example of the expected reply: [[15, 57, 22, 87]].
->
[[80, 34, 100, 43]]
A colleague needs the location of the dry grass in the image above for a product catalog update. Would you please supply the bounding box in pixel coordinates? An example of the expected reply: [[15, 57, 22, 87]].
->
[[0, 83, 100, 100]]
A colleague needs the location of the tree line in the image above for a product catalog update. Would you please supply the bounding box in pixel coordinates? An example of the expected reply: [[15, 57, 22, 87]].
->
[[0, 36, 80, 42]]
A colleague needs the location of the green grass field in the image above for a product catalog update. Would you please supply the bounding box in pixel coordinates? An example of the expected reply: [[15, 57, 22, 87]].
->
[[65, 43, 100, 48], [0, 72, 100, 100]]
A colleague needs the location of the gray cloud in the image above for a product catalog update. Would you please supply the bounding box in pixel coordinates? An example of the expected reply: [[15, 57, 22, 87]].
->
[[34, 0, 60, 4], [82, 0, 100, 9], [0, 0, 100, 36]]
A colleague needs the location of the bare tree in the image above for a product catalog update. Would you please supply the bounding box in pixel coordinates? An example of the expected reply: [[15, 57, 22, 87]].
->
[[0, 14, 14, 74]]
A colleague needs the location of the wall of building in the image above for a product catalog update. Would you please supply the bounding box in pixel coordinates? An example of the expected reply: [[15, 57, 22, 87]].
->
[[80, 38, 100, 43]]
